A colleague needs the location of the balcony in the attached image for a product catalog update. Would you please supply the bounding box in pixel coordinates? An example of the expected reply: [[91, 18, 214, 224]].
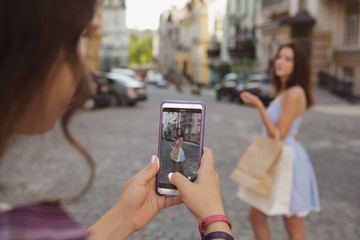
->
[[184, 118, 193, 124], [263, 0, 286, 8], [207, 48, 220, 58], [334, 49, 360, 64], [229, 48, 255, 58], [228, 40, 256, 59], [262, 0, 288, 11]]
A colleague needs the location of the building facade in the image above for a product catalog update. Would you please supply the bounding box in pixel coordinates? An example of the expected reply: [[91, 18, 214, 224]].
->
[[99, 0, 129, 71], [162, 112, 202, 144], [82, 0, 104, 71], [258, 0, 324, 79], [156, 7, 181, 75], [318, 0, 360, 99], [180, 112, 202, 144], [207, 0, 230, 85], [176, 0, 209, 86], [258, 0, 360, 99], [206, 0, 259, 85], [228, 0, 258, 75]]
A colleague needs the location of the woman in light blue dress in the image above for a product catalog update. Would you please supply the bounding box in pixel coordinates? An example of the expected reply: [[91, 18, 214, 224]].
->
[[241, 43, 320, 240], [171, 128, 185, 173]]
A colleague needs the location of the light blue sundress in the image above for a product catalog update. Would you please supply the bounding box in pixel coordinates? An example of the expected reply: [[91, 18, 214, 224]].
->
[[262, 92, 321, 217], [174, 139, 185, 163]]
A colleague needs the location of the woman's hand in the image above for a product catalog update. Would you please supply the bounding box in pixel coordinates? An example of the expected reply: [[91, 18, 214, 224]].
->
[[89, 156, 183, 240], [171, 138, 175, 142], [117, 156, 183, 233], [169, 148, 225, 221], [240, 91, 263, 108]]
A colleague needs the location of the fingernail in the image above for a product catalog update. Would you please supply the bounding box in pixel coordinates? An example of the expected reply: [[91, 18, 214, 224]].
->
[[168, 172, 173, 180], [151, 155, 156, 164]]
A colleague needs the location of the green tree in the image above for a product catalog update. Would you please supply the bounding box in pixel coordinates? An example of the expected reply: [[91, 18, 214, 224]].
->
[[129, 32, 153, 65]]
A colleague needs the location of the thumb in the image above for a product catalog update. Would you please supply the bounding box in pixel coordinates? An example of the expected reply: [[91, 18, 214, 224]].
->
[[169, 172, 192, 193], [133, 155, 159, 183]]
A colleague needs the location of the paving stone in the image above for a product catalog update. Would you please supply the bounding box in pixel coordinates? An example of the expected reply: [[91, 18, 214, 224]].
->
[[1, 85, 359, 239]]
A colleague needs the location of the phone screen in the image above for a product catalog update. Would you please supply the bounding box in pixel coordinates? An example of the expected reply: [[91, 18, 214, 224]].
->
[[157, 102, 204, 194]]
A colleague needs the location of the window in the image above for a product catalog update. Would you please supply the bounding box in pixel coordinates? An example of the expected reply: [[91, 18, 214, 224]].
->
[[262, 0, 285, 9], [346, 3, 359, 42], [299, 0, 307, 10]]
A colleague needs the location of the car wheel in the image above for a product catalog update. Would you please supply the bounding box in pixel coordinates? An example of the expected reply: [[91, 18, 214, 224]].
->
[[127, 101, 136, 107], [216, 93, 221, 101], [108, 93, 119, 106], [229, 95, 235, 102], [119, 95, 131, 106]]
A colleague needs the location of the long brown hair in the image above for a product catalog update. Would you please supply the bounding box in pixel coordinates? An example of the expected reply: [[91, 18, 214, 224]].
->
[[0, 0, 97, 202], [271, 43, 315, 108]]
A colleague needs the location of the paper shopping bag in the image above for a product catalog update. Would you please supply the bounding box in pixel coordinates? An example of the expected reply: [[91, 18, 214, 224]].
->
[[230, 135, 283, 197], [237, 145, 294, 216], [170, 146, 179, 160]]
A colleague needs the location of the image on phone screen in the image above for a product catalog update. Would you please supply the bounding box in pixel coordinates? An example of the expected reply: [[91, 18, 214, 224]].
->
[[158, 106, 203, 191]]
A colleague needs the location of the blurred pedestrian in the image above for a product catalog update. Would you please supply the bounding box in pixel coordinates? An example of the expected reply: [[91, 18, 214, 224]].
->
[[171, 128, 186, 173], [0, 1, 234, 239], [240, 43, 320, 240]]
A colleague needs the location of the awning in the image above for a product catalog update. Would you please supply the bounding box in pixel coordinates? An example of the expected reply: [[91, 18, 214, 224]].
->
[[280, 10, 316, 26]]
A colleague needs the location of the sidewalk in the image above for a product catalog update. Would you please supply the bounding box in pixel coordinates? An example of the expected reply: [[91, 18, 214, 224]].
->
[[311, 86, 360, 117], [191, 84, 360, 117]]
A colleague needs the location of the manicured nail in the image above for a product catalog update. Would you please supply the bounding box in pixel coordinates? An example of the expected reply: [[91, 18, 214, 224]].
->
[[151, 155, 156, 164], [168, 172, 173, 180]]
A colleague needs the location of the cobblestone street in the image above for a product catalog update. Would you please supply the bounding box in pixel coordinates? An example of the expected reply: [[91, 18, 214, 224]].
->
[[158, 139, 199, 185], [1, 85, 359, 239]]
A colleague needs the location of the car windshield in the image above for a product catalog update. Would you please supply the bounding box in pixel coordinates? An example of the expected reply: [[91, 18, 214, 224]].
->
[[247, 79, 261, 83], [262, 77, 270, 84], [236, 77, 245, 84], [95, 73, 143, 88], [247, 74, 270, 83], [109, 73, 138, 83], [111, 68, 135, 78]]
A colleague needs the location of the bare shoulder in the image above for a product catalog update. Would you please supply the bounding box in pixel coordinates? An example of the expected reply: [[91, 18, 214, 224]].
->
[[284, 87, 303, 104]]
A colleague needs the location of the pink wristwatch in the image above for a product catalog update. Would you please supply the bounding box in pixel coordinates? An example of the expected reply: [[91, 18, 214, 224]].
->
[[198, 215, 232, 238]]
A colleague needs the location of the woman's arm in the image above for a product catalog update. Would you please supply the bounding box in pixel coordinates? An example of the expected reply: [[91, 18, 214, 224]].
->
[[256, 103, 278, 138], [89, 156, 183, 240], [170, 148, 232, 237], [241, 90, 301, 139], [172, 137, 182, 148], [89, 148, 231, 240], [174, 137, 183, 148]]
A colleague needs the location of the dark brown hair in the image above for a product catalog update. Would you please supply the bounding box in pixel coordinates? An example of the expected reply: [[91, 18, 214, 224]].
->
[[271, 43, 315, 108], [176, 128, 184, 138], [0, 0, 97, 202]]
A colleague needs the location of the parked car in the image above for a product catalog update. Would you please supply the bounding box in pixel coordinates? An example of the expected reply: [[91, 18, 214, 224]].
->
[[215, 73, 245, 101], [154, 74, 168, 87], [235, 74, 273, 106], [93, 72, 147, 107], [145, 71, 158, 84], [83, 75, 114, 110], [111, 68, 136, 78]]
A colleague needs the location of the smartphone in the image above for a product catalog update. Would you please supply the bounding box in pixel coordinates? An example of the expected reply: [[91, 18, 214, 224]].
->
[[156, 100, 206, 196]]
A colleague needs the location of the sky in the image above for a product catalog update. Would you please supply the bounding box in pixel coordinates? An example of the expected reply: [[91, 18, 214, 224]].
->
[[126, 0, 188, 30]]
